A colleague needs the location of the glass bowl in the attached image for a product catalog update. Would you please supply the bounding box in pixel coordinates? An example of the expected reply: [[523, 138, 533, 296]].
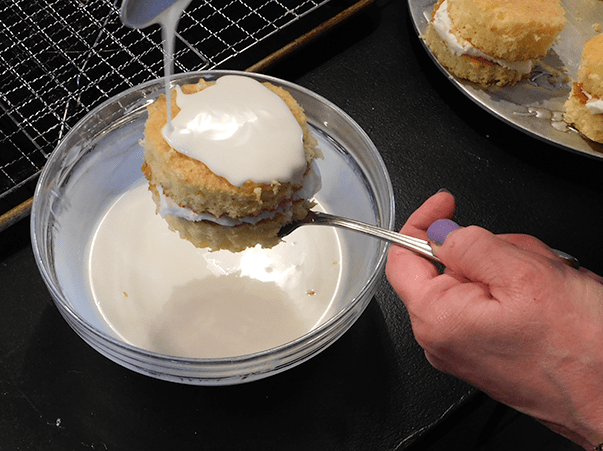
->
[[31, 70, 394, 385]]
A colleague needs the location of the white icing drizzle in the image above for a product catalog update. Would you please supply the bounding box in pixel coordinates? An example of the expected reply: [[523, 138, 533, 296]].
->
[[162, 75, 307, 187], [432, 0, 534, 74], [154, 0, 192, 130]]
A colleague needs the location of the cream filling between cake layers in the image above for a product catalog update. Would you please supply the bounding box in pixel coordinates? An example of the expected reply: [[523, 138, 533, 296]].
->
[[157, 161, 322, 226], [582, 88, 603, 115], [432, 0, 534, 74]]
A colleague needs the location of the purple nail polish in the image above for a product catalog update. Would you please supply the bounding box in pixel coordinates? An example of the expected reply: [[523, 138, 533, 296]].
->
[[426, 219, 460, 244]]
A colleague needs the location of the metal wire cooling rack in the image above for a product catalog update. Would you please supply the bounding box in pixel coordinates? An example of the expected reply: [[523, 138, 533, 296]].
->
[[0, 0, 372, 229]]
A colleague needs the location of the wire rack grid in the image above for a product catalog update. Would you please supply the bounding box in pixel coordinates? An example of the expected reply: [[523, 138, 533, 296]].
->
[[0, 0, 353, 227]]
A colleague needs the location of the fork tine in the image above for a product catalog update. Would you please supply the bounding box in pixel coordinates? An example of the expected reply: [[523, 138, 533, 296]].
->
[[277, 211, 318, 238]]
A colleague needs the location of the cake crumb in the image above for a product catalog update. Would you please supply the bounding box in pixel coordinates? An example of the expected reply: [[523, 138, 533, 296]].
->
[[593, 23, 602, 33], [307, 290, 316, 296]]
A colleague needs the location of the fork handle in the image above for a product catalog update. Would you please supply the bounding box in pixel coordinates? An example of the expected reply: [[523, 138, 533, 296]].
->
[[311, 213, 581, 269], [309, 212, 441, 263]]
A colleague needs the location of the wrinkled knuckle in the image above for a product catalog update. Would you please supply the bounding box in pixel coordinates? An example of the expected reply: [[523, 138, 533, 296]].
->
[[445, 225, 489, 256], [509, 256, 560, 301], [458, 225, 488, 242]]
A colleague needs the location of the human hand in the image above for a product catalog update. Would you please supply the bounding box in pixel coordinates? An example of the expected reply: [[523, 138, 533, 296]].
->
[[386, 191, 603, 450]]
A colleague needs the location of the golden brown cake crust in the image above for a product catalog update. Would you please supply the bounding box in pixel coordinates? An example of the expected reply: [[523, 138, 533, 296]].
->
[[424, 21, 525, 87], [564, 83, 603, 144], [447, 0, 566, 61], [577, 34, 603, 98], [564, 35, 603, 144], [143, 78, 320, 219]]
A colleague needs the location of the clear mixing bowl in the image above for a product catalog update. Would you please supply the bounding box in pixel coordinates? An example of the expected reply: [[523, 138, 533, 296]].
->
[[31, 70, 394, 385]]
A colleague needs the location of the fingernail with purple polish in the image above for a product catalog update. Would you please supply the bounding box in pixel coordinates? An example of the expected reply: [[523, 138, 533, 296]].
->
[[426, 219, 460, 244]]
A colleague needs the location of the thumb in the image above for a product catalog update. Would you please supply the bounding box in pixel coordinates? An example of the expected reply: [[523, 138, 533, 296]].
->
[[428, 222, 557, 290]]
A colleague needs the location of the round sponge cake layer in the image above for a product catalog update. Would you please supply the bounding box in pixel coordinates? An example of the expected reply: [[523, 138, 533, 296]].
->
[[147, 185, 312, 252], [424, 22, 525, 87], [564, 83, 603, 144], [143, 78, 320, 219], [577, 34, 603, 99], [447, 0, 566, 61]]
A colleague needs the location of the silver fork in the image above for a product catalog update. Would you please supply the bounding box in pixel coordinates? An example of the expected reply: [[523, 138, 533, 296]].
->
[[279, 211, 581, 269], [278, 211, 441, 263]]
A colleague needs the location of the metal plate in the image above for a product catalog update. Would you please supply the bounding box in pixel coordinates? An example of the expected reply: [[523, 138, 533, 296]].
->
[[409, 0, 603, 159]]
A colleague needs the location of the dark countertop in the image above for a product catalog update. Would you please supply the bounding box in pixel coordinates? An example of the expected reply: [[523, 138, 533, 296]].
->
[[1, 0, 599, 449]]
